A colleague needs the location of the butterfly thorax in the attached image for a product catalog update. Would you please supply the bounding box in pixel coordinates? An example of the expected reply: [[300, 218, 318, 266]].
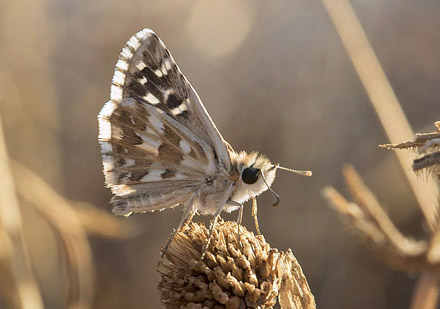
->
[[193, 150, 276, 215]]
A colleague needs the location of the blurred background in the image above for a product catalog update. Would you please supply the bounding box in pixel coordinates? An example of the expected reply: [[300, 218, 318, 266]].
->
[[0, 0, 439, 308]]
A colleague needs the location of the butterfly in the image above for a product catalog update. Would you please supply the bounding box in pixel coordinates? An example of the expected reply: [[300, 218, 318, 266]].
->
[[98, 28, 311, 255]]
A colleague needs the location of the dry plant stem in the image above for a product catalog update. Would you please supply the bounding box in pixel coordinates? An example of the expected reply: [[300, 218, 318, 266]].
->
[[321, 0, 439, 231], [0, 114, 43, 308], [410, 271, 440, 309], [12, 161, 94, 309], [342, 165, 425, 255], [427, 221, 440, 264], [0, 0, 63, 189], [322, 186, 427, 270], [322, 1, 440, 307], [72, 201, 142, 239]]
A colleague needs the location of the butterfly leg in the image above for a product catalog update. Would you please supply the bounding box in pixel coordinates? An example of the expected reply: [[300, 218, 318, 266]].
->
[[236, 203, 244, 247], [162, 193, 197, 258], [226, 200, 244, 245], [201, 215, 219, 259], [201, 201, 228, 258], [251, 197, 261, 235]]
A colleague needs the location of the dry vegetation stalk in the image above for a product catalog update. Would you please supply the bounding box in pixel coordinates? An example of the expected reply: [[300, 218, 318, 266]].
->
[[70, 200, 143, 239], [0, 119, 141, 308], [0, 114, 44, 308], [11, 162, 95, 309], [324, 164, 440, 308], [322, 0, 440, 308], [324, 125, 440, 308], [323, 167, 427, 270], [321, 0, 438, 230]]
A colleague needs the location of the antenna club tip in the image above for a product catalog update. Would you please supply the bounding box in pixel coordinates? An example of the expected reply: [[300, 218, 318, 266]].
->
[[276, 165, 313, 177]]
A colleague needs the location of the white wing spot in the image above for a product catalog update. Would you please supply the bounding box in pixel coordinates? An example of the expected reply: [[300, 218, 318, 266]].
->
[[171, 102, 188, 116], [126, 36, 141, 50], [143, 93, 160, 104], [110, 84, 123, 100], [112, 70, 126, 85], [141, 169, 165, 182], [164, 59, 172, 71], [136, 61, 146, 70], [148, 114, 164, 134], [135, 28, 153, 41], [154, 69, 163, 77], [139, 77, 147, 85], [135, 132, 161, 156], [115, 59, 129, 71], [179, 139, 191, 154], [98, 102, 117, 140], [121, 46, 134, 60], [98, 101, 117, 119]]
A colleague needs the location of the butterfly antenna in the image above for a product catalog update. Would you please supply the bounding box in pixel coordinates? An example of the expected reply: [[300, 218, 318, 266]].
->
[[276, 164, 312, 177], [261, 172, 280, 207]]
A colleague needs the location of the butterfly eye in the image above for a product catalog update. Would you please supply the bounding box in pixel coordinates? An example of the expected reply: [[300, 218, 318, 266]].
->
[[241, 167, 260, 184]]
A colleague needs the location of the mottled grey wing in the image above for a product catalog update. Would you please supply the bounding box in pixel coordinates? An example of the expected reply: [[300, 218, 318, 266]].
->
[[112, 28, 230, 169], [98, 29, 230, 215]]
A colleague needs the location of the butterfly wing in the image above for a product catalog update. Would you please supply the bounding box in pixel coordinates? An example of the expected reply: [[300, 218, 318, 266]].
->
[[98, 29, 231, 215]]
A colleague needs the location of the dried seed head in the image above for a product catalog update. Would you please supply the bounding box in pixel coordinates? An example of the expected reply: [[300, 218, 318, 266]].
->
[[157, 220, 315, 309], [380, 121, 440, 179]]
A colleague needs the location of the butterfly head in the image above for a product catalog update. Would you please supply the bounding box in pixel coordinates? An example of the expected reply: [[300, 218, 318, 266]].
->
[[230, 151, 312, 206], [230, 152, 277, 205]]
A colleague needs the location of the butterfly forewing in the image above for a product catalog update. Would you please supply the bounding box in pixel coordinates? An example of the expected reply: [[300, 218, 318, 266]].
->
[[98, 29, 231, 215]]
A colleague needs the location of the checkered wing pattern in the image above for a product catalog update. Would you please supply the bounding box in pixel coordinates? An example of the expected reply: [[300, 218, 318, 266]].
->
[[98, 29, 231, 215]]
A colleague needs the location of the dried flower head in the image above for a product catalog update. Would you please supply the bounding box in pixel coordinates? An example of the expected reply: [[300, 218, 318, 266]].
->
[[380, 121, 440, 179], [157, 220, 315, 309]]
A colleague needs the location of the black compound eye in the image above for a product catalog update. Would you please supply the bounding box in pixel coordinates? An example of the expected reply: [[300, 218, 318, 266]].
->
[[242, 167, 260, 184]]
